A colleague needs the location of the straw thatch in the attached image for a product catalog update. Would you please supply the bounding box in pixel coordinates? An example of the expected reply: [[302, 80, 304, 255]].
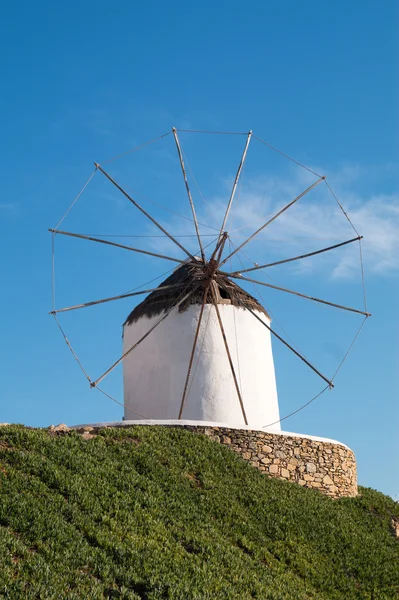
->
[[124, 262, 270, 325]]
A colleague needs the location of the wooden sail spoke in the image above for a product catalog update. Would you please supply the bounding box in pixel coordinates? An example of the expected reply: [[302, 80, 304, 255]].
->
[[227, 236, 363, 275], [91, 283, 201, 388], [178, 282, 210, 419], [208, 231, 228, 265], [49, 284, 183, 315], [172, 128, 205, 262], [49, 229, 188, 264], [95, 163, 195, 260], [210, 285, 248, 425], [218, 176, 325, 268], [220, 271, 371, 317], [218, 130, 252, 242], [221, 288, 334, 388]]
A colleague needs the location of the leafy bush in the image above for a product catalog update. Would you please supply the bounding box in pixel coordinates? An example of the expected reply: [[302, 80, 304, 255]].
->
[[0, 425, 398, 599]]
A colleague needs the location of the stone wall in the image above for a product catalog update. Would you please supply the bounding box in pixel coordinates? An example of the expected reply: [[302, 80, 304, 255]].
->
[[69, 423, 357, 499], [180, 426, 357, 498]]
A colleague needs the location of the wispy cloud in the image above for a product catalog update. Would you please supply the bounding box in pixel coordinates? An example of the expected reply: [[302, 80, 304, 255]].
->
[[142, 161, 398, 280], [196, 166, 399, 279]]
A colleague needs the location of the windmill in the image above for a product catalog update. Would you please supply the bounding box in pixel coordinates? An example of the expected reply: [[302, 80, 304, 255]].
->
[[50, 128, 370, 431]]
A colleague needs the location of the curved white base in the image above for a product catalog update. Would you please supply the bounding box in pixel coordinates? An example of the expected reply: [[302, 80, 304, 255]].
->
[[70, 419, 349, 449]]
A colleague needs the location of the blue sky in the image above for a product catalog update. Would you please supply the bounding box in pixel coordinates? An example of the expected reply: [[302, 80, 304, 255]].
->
[[1, 1, 397, 498]]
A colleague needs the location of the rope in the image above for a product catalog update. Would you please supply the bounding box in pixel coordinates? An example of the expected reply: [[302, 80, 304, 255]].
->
[[230, 239, 310, 361], [99, 264, 182, 305], [100, 131, 172, 165], [51, 233, 56, 311], [91, 281, 200, 387], [229, 240, 243, 391], [54, 169, 97, 230], [263, 386, 330, 429], [218, 131, 252, 241], [219, 177, 325, 269], [230, 211, 276, 234], [183, 240, 230, 403], [253, 135, 323, 178], [230, 237, 301, 297], [359, 238, 368, 313], [181, 145, 208, 207], [210, 284, 248, 425], [101, 181, 220, 233], [178, 283, 211, 419], [185, 305, 212, 401], [225, 271, 370, 317], [172, 128, 205, 262], [331, 316, 368, 381], [176, 129, 247, 135], [264, 315, 368, 428], [322, 181, 369, 320], [50, 226, 220, 417], [229, 241, 370, 429], [96, 386, 152, 420], [50, 229, 191, 266], [229, 236, 362, 275], [179, 141, 222, 227], [51, 284, 184, 315], [121, 235, 218, 296], [72, 233, 217, 239], [324, 179, 360, 236], [52, 314, 92, 383]]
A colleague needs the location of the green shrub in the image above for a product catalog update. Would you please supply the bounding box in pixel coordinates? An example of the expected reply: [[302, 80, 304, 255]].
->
[[0, 425, 398, 599]]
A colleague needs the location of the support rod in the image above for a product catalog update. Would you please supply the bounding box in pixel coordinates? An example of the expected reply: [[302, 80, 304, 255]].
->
[[218, 130, 252, 241], [178, 282, 210, 419], [49, 229, 187, 265], [220, 271, 371, 317], [218, 284, 334, 388], [227, 236, 363, 275], [172, 127, 205, 262], [91, 283, 200, 388], [208, 231, 228, 265], [219, 177, 325, 268], [210, 285, 248, 425], [95, 163, 195, 260], [216, 232, 229, 264], [49, 284, 183, 315]]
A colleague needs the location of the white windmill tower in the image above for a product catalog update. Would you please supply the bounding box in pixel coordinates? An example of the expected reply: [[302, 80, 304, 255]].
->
[[122, 259, 281, 429], [50, 127, 369, 433]]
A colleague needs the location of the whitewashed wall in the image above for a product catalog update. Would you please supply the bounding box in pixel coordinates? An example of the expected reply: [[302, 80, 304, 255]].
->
[[123, 304, 281, 431]]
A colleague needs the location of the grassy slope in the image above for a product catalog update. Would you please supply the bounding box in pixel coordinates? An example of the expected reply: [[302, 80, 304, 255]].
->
[[0, 426, 398, 600]]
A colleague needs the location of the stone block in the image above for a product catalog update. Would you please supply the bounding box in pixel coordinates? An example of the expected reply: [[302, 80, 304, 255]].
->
[[323, 475, 334, 485], [262, 445, 273, 453]]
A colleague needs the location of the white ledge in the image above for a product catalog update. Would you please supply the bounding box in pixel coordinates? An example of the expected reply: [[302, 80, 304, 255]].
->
[[70, 419, 350, 449]]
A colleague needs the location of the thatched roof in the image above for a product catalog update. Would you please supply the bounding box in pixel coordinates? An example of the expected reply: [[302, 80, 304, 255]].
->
[[124, 262, 270, 326]]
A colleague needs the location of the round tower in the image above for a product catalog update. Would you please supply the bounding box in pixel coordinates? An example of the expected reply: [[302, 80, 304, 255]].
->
[[122, 261, 281, 431]]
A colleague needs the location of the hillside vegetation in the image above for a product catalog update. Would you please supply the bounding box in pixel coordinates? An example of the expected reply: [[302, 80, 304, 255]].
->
[[0, 425, 398, 599]]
